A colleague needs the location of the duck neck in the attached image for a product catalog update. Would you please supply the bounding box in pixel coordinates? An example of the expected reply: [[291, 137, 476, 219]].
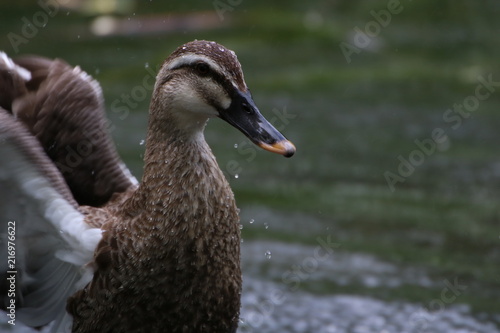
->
[[115, 109, 242, 331], [122, 111, 239, 240]]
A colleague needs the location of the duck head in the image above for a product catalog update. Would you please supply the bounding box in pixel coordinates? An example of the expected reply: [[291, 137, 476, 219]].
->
[[152, 40, 296, 158]]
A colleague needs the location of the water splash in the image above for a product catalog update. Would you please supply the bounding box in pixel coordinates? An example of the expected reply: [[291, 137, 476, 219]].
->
[[265, 250, 272, 259]]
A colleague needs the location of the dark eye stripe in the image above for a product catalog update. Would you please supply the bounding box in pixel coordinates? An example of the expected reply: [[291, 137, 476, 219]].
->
[[172, 61, 238, 98]]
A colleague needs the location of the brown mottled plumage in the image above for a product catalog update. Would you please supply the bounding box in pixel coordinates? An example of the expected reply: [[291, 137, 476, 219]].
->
[[0, 40, 295, 332], [12, 56, 134, 207]]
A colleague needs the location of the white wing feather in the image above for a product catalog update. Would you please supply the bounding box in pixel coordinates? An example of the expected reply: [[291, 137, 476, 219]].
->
[[0, 111, 101, 332]]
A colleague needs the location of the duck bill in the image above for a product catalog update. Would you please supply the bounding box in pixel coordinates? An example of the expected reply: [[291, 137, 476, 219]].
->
[[219, 90, 296, 158]]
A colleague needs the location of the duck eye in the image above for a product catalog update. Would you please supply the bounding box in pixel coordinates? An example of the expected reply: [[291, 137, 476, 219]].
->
[[195, 62, 210, 76]]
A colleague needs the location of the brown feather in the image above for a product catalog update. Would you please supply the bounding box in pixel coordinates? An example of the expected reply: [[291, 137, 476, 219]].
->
[[12, 56, 134, 207]]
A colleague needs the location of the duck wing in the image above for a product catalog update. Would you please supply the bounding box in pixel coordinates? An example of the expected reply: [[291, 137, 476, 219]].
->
[[3, 53, 137, 207], [0, 108, 102, 331]]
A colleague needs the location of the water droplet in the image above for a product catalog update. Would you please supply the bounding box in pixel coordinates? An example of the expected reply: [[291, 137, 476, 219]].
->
[[264, 222, 269, 229], [234, 143, 238, 148], [239, 224, 243, 230], [182, 46, 187, 50], [240, 238, 244, 243], [234, 174, 239, 179], [265, 250, 272, 259], [139, 139, 145, 145], [218, 47, 225, 52], [249, 219, 254, 224], [77, 35, 80, 39], [144, 62, 149, 68]]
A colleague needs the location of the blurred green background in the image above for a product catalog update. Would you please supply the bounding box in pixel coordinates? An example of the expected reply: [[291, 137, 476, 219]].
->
[[1, 0, 499, 330]]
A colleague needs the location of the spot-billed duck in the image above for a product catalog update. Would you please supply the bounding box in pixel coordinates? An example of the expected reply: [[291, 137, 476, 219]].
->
[[0, 40, 295, 332]]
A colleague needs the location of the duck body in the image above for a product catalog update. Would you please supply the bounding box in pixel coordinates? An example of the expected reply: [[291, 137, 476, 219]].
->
[[0, 40, 295, 332], [70, 133, 241, 332]]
